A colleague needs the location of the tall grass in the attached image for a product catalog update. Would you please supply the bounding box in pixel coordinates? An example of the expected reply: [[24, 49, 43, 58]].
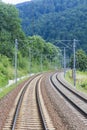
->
[[66, 70, 87, 93], [0, 54, 59, 88]]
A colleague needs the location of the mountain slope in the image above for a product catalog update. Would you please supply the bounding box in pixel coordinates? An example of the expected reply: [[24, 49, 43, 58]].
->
[[16, 0, 87, 52]]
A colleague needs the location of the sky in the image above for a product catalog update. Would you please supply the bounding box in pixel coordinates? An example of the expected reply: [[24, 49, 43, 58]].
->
[[2, 0, 31, 4]]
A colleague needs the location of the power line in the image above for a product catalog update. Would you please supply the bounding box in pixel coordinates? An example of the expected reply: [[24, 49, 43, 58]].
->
[[54, 39, 79, 88]]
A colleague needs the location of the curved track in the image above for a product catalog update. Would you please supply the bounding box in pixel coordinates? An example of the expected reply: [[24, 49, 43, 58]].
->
[[3, 74, 55, 130], [50, 72, 87, 118]]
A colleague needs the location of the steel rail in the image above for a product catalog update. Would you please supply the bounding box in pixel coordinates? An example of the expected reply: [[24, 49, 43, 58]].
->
[[50, 73, 87, 118], [36, 77, 47, 130], [36, 76, 55, 130], [56, 73, 87, 103], [11, 74, 40, 130], [11, 73, 54, 130]]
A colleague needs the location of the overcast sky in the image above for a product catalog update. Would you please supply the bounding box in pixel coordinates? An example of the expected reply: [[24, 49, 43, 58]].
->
[[2, 0, 31, 4]]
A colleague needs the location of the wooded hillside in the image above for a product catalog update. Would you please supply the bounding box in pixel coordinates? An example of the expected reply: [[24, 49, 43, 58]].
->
[[17, 0, 87, 53], [0, 2, 60, 86]]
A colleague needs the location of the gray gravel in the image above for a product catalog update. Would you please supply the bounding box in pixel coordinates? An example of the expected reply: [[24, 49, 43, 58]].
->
[[1, 72, 87, 130], [0, 79, 28, 130], [41, 73, 87, 130]]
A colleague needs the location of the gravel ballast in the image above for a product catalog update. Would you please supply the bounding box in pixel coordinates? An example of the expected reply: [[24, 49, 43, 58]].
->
[[1, 72, 87, 130], [40, 73, 87, 130], [0, 79, 28, 130]]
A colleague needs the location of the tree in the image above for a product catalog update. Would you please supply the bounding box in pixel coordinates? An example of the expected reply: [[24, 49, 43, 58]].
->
[[76, 49, 87, 71], [26, 35, 60, 69], [17, 0, 87, 53], [70, 49, 87, 71], [0, 2, 26, 58]]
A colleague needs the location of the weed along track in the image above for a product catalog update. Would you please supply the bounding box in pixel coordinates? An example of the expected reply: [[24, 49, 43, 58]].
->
[[2, 74, 55, 130]]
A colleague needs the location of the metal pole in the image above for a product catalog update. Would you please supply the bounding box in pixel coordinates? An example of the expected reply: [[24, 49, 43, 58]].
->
[[40, 53, 43, 72], [55, 56, 57, 70], [64, 47, 66, 77], [61, 53, 63, 69], [15, 39, 18, 84], [73, 39, 76, 87], [29, 48, 31, 75], [49, 55, 51, 69]]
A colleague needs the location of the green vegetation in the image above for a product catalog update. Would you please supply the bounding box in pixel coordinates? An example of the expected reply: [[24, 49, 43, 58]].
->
[[17, 0, 87, 53], [0, 2, 26, 58], [0, 2, 60, 89], [70, 49, 87, 71], [0, 55, 14, 87], [0, 77, 28, 99], [66, 70, 87, 93], [1, 1, 87, 99], [0, 82, 17, 99], [27, 35, 60, 73]]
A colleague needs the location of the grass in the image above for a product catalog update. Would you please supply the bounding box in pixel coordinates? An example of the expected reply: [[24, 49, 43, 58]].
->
[[0, 77, 29, 99], [0, 54, 60, 99], [65, 70, 87, 94]]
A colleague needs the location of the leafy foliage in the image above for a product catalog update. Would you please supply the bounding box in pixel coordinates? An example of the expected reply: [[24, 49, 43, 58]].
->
[[76, 50, 87, 71], [70, 49, 87, 71], [17, 0, 87, 53], [66, 70, 87, 93], [0, 55, 13, 87], [0, 2, 60, 87], [0, 2, 26, 58], [26, 35, 60, 72]]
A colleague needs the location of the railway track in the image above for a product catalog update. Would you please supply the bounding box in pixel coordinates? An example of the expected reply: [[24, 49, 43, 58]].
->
[[50, 72, 87, 119], [3, 74, 55, 130]]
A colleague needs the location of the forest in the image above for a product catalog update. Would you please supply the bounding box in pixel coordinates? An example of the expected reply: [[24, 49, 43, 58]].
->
[[0, 2, 60, 87], [0, 0, 87, 87], [17, 0, 87, 53]]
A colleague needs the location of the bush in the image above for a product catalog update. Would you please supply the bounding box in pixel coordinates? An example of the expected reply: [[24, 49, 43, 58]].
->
[[81, 83, 87, 89]]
